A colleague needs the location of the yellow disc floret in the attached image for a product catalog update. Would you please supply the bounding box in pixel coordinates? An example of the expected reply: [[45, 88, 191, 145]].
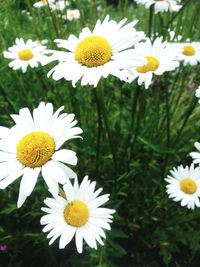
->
[[64, 200, 89, 227], [75, 36, 112, 67], [182, 45, 195, 56], [18, 49, 34, 61], [17, 131, 55, 168], [136, 56, 160, 73], [180, 178, 197, 194]]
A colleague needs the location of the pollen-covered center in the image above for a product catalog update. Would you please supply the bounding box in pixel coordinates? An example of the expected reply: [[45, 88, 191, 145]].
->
[[180, 178, 197, 194], [182, 45, 195, 56], [18, 49, 34, 61], [136, 56, 160, 73], [75, 36, 112, 67], [64, 200, 89, 227], [17, 131, 55, 168]]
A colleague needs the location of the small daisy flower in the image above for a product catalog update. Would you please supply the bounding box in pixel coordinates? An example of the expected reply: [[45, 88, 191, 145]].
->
[[40, 176, 115, 253], [47, 15, 145, 87], [135, 0, 182, 14], [33, 0, 51, 8], [195, 86, 200, 103], [62, 9, 80, 21], [174, 42, 200, 66], [0, 102, 83, 208], [165, 164, 200, 209], [50, 0, 69, 11], [190, 142, 200, 164], [124, 37, 179, 89], [3, 38, 49, 73]]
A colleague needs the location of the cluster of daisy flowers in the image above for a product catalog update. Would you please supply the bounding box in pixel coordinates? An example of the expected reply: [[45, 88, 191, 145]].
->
[[165, 87, 200, 210], [3, 15, 200, 89], [33, 0, 80, 21], [0, 102, 115, 253], [135, 0, 182, 14]]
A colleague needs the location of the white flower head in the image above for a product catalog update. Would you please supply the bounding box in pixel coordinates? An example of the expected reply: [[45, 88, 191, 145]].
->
[[0, 102, 83, 208], [135, 0, 182, 14], [173, 42, 200, 66], [3, 38, 49, 73], [124, 37, 179, 89], [40, 176, 115, 253], [47, 15, 145, 87], [33, 0, 51, 8], [62, 9, 80, 21], [190, 142, 200, 165], [165, 164, 200, 209]]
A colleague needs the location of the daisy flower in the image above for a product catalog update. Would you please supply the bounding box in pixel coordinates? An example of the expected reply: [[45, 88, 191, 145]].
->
[[0, 102, 83, 208], [124, 37, 179, 89], [40, 176, 115, 253], [135, 0, 182, 14], [47, 15, 145, 87], [50, 0, 69, 11], [33, 0, 50, 8], [62, 9, 80, 21], [3, 38, 49, 73], [165, 164, 200, 209], [195, 86, 200, 103], [173, 42, 200, 66]]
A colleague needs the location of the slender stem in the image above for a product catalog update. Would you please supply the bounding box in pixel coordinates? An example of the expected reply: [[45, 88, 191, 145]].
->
[[0, 84, 17, 113], [121, 87, 140, 167], [93, 87, 103, 178], [166, 0, 192, 28], [174, 97, 198, 146], [165, 82, 170, 146], [148, 5, 154, 37], [97, 85, 117, 172]]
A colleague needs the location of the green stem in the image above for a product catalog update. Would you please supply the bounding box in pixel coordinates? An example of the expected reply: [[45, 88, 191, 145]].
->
[[165, 82, 170, 146], [121, 87, 140, 168], [0, 84, 17, 113], [148, 5, 154, 37], [174, 97, 198, 146], [98, 85, 117, 172], [166, 0, 192, 28], [93, 87, 103, 178]]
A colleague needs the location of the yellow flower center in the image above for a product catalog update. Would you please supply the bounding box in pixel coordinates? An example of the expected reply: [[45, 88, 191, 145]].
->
[[17, 131, 55, 168], [41, 0, 47, 4], [180, 178, 197, 194], [136, 56, 160, 73], [64, 200, 89, 227], [18, 49, 34, 61], [70, 13, 75, 17], [75, 36, 112, 67], [182, 45, 195, 56]]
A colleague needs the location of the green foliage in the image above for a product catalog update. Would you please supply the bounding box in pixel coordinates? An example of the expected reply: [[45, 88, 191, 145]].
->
[[1, 0, 200, 266]]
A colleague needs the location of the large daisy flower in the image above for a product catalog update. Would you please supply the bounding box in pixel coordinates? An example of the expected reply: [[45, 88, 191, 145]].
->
[[173, 42, 200, 66], [0, 102, 82, 208], [3, 38, 49, 73], [47, 15, 145, 87], [165, 164, 200, 209], [124, 37, 179, 89], [40, 176, 115, 253], [135, 0, 182, 14]]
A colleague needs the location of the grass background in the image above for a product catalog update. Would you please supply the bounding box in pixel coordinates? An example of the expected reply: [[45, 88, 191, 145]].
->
[[0, 0, 200, 266]]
